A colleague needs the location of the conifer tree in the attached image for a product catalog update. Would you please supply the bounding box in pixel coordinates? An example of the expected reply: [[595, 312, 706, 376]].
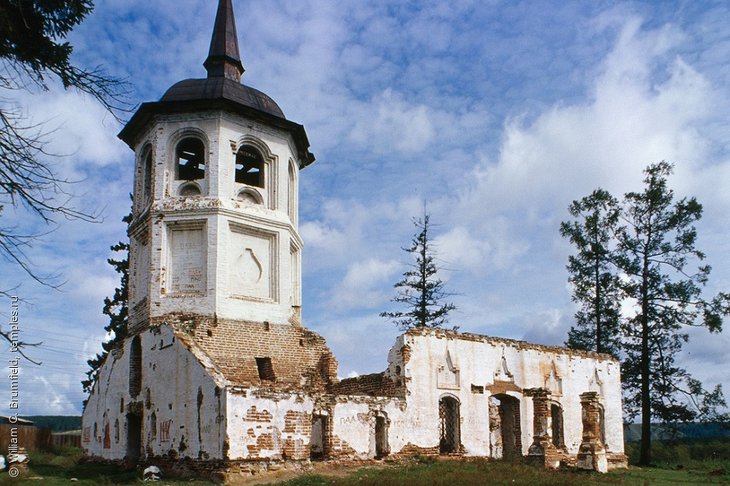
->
[[615, 162, 730, 465], [562, 162, 730, 466], [81, 210, 131, 398], [560, 189, 622, 356], [380, 214, 456, 331]]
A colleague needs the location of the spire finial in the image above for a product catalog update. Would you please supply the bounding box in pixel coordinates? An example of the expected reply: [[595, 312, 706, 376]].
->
[[204, 0, 245, 81]]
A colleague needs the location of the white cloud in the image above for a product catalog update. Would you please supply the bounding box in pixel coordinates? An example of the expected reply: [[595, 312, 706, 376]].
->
[[349, 89, 435, 154], [5, 1, 730, 415], [327, 258, 400, 312]]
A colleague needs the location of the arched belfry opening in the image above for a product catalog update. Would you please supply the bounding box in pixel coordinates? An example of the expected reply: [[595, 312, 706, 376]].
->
[[176, 137, 206, 181], [235, 145, 264, 187]]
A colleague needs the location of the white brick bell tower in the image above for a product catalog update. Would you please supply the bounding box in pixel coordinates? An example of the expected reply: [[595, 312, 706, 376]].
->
[[119, 0, 314, 332]]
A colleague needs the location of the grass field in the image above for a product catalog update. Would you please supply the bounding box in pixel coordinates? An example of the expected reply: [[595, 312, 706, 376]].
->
[[1, 445, 728, 485]]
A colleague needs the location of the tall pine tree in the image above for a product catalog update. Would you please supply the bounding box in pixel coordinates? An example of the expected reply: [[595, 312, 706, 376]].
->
[[615, 162, 730, 465], [81, 210, 131, 398], [560, 189, 622, 356], [563, 162, 730, 466], [380, 214, 456, 331]]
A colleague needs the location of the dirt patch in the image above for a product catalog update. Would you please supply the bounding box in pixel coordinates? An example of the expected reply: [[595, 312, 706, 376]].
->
[[226, 460, 394, 485]]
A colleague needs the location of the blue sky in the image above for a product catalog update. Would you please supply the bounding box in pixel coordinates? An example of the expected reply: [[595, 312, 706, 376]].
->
[[2, 0, 730, 416]]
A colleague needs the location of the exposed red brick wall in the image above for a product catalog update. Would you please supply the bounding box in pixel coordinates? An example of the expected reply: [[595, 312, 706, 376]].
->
[[391, 443, 439, 458], [283, 410, 310, 434], [245, 406, 272, 422], [152, 314, 338, 390], [329, 435, 357, 458], [329, 372, 405, 398]]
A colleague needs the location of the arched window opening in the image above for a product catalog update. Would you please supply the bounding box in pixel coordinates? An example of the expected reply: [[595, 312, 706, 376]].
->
[[439, 395, 460, 454], [236, 145, 264, 187], [129, 336, 142, 397], [179, 183, 202, 197], [176, 137, 206, 181], [142, 149, 153, 203], [551, 402, 564, 448]]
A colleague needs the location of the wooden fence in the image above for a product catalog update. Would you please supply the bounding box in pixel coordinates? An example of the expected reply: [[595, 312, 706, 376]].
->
[[0, 424, 52, 452]]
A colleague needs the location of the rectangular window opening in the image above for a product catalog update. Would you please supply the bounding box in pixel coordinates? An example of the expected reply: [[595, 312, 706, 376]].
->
[[255, 357, 276, 381]]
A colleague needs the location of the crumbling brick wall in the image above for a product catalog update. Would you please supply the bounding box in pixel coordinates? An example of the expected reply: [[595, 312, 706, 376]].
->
[[154, 314, 338, 391], [329, 372, 405, 398]]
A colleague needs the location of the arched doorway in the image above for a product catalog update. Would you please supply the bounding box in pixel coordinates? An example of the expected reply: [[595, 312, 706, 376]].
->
[[439, 395, 460, 454], [492, 394, 522, 459]]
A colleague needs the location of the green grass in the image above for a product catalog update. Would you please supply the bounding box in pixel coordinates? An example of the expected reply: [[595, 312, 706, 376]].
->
[[1, 445, 728, 485], [279, 458, 730, 486]]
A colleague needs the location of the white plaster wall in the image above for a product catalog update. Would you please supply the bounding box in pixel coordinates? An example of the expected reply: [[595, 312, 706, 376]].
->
[[82, 325, 226, 461], [399, 333, 625, 457], [83, 347, 130, 460], [226, 392, 314, 460], [127, 112, 303, 325], [331, 399, 408, 459]]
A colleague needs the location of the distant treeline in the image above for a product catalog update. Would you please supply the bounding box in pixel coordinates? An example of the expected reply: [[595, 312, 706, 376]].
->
[[22, 416, 81, 432], [624, 422, 730, 442]]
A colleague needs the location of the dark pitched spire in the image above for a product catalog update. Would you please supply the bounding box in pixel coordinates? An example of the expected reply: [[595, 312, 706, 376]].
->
[[203, 0, 245, 81]]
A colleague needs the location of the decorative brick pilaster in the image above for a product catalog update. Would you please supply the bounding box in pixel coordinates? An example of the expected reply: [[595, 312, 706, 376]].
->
[[525, 388, 559, 469], [577, 391, 607, 473]]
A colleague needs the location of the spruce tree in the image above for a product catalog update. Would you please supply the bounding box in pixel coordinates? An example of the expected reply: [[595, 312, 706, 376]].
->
[[380, 214, 456, 331]]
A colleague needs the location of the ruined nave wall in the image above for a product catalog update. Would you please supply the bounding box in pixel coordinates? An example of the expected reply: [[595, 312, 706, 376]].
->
[[82, 325, 226, 461], [392, 330, 624, 457]]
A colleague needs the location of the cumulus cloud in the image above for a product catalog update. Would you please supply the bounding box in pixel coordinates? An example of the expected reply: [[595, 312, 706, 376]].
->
[[5, 1, 730, 413], [464, 19, 713, 220], [349, 89, 435, 154], [327, 258, 400, 312]]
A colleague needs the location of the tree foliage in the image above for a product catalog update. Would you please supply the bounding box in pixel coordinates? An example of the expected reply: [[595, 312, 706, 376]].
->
[[81, 210, 130, 400], [380, 214, 456, 331], [560, 189, 622, 356], [0, 0, 126, 290], [562, 162, 730, 466]]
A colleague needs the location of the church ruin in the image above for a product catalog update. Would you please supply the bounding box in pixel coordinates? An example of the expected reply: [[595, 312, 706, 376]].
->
[[82, 0, 628, 478]]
